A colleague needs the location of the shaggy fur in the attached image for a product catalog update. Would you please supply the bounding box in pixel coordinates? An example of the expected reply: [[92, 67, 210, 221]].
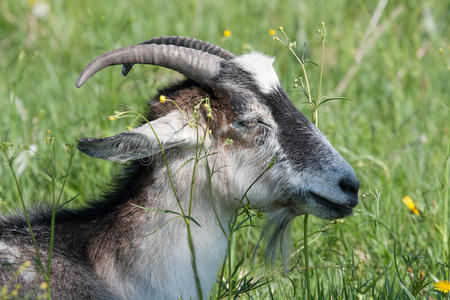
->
[[1, 49, 359, 299]]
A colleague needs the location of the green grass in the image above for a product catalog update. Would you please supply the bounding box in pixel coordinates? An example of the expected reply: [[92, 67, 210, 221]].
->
[[0, 0, 449, 298]]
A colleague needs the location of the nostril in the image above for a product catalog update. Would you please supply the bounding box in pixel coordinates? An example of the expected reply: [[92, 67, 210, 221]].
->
[[339, 177, 359, 196]]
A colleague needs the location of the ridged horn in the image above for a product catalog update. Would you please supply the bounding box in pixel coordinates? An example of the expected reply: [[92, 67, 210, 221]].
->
[[76, 44, 223, 88], [121, 36, 236, 76]]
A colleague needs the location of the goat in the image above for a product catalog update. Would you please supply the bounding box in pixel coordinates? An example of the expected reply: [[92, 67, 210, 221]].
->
[[0, 36, 359, 299]]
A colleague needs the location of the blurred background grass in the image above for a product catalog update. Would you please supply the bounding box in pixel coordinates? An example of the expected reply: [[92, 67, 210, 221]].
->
[[0, 0, 448, 298]]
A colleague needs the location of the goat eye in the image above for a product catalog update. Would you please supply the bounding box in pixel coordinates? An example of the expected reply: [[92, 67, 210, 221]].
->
[[232, 119, 271, 130], [257, 119, 271, 128]]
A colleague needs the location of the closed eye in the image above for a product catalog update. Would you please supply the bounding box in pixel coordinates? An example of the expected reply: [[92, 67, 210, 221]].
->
[[257, 119, 271, 128], [233, 119, 272, 129]]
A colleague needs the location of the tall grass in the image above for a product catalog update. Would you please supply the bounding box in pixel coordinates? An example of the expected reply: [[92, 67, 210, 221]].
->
[[1, 139, 76, 299], [0, 0, 448, 298]]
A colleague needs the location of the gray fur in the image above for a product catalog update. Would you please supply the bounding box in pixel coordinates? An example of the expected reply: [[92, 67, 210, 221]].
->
[[1, 37, 359, 299]]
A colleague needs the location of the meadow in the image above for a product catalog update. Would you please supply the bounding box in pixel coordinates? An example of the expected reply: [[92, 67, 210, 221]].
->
[[0, 0, 449, 298]]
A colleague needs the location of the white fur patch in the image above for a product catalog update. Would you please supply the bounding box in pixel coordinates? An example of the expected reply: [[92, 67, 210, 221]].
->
[[0, 242, 36, 282], [234, 52, 280, 94], [22, 269, 37, 283], [134, 110, 198, 148], [0, 241, 20, 263]]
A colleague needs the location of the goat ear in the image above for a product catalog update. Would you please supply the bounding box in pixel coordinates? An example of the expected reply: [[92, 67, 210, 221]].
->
[[78, 112, 195, 162]]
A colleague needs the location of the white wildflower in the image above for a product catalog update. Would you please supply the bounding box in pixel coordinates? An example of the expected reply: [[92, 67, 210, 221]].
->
[[32, 1, 50, 19]]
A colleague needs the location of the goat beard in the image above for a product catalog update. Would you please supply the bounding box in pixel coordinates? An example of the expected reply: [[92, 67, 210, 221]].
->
[[258, 206, 296, 269]]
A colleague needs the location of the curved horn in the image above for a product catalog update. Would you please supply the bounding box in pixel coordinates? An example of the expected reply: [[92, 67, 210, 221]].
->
[[122, 36, 236, 76], [76, 44, 223, 88]]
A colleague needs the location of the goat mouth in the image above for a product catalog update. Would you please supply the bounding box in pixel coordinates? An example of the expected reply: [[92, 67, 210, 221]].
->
[[309, 192, 353, 217]]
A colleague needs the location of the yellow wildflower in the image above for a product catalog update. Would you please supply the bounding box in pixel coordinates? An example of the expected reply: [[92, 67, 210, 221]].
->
[[22, 261, 31, 268], [224, 138, 233, 146], [46, 130, 51, 134], [40, 281, 48, 290], [223, 30, 232, 37], [278, 26, 284, 31], [1, 286, 7, 297], [159, 95, 166, 103], [402, 195, 419, 215], [108, 116, 116, 121], [434, 280, 450, 294], [269, 29, 276, 36]]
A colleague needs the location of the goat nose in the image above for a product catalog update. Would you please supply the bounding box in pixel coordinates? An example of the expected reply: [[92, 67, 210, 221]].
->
[[338, 176, 359, 207]]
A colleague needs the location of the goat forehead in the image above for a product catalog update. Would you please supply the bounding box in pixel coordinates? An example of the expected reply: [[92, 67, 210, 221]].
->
[[233, 52, 280, 94], [237, 98, 274, 120]]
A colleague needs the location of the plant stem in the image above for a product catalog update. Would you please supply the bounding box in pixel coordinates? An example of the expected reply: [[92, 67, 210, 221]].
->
[[205, 158, 227, 237], [317, 39, 325, 102], [227, 233, 233, 300], [46, 144, 75, 299], [312, 110, 318, 128], [290, 49, 313, 109], [188, 121, 200, 216], [304, 214, 311, 300], [221, 156, 277, 299], [216, 256, 227, 299], [1, 149, 46, 279], [139, 113, 203, 296], [186, 222, 203, 300], [142, 100, 213, 300], [46, 141, 56, 300], [186, 101, 211, 299], [444, 144, 449, 278], [139, 113, 185, 216], [278, 27, 321, 300]]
